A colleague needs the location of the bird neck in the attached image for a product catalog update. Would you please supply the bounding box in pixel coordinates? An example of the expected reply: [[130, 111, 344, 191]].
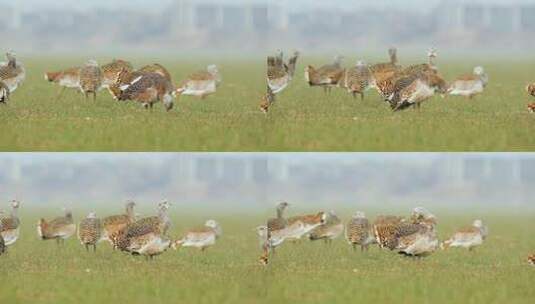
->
[[11, 205, 18, 218], [126, 205, 135, 220]]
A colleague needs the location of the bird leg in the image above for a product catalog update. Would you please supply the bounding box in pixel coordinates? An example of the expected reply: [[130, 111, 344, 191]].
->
[[92, 91, 97, 102], [93, 244, 97, 252], [85, 244, 89, 252]]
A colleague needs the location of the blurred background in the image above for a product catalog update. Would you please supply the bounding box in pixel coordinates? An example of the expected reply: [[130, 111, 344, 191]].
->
[[1, 0, 535, 56], [0, 153, 533, 213]]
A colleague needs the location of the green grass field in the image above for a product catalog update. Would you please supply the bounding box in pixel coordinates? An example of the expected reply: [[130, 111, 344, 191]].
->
[[1, 58, 535, 151], [1, 211, 534, 304]]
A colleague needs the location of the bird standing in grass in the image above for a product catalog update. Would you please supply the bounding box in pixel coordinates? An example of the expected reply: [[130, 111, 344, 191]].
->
[[176, 65, 221, 99], [0, 51, 25, 102], [343, 60, 373, 100], [44, 67, 81, 99], [284, 212, 328, 242], [392, 207, 439, 257], [118, 72, 175, 111], [373, 215, 405, 250], [101, 201, 136, 245], [37, 208, 76, 245], [345, 211, 375, 251], [78, 212, 103, 252], [448, 66, 488, 99], [309, 210, 344, 244], [442, 219, 488, 251], [173, 220, 222, 252], [79, 59, 102, 101], [260, 202, 290, 265], [389, 69, 448, 111], [305, 55, 345, 94], [100, 59, 133, 89], [111, 200, 172, 259], [0, 200, 21, 246]]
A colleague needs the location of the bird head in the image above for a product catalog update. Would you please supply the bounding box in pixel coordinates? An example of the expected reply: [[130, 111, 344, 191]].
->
[[353, 211, 366, 219], [87, 212, 97, 219], [472, 219, 484, 228], [473, 66, 485, 76], [10, 200, 20, 209], [207, 64, 219, 76], [126, 200, 136, 209], [86, 59, 99, 67]]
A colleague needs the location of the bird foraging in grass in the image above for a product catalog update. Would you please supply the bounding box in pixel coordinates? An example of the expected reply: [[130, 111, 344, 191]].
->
[[37, 208, 76, 245], [304, 55, 345, 94], [448, 66, 488, 99], [172, 220, 222, 252], [259, 86, 276, 114], [442, 219, 488, 251], [309, 210, 344, 244]]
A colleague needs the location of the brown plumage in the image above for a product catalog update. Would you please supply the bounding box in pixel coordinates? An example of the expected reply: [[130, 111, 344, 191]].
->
[[527, 83, 535, 97], [373, 215, 405, 249], [266, 50, 298, 95], [390, 70, 448, 111], [259, 85, 276, 114], [344, 61, 373, 100], [79, 59, 102, 101], [176, 65, 220, 99], [370, 47, 401, 85], [78, 212, 102, 252], [305, 55, 345, 94], [309, 211, 343, 243], [102, 201, 136, 243], [528, 254, 535, 266], [110, 201, 171, 257], [101, 59, 133, 88], [37, 209, 76, 245], [260, 201, 290, 265], [138, 63, 172, 82], [118, 72, 175, 111], [345, 211, 374, 251], [44, 67, 81, 99], [527, 103, 535, 113], [0, 200, 21, 246]]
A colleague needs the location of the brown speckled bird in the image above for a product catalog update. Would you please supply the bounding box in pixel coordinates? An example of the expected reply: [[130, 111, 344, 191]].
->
[[138, 63, 172, 82], [0, 200, 21, 246], [527, 83, 535, 97], [100, 59, 133, 89], [370, 47, 401, 86], [373, 215, 405, 249], [309, 210, 344, 244], [0, 51, 25, 95], [118, 72, 175, 111], [345, 211, 375, 251], [176, 65, 221, 99], [267, 50, 299, 95], [79, 59, 102, 101], [44, 67, 81, 99], [110, 201, 171, 259], [344, 60, 373, 100], [389, 70, 448, 111], [528, 254, 535, 266], [260, 201, 290, 265], [259, 85, 276, 114], [305, 55, 345, 94], [37, 208, 76, 245], [173, 219, 222, 252], [102, 201, 136, 244], [0, 81, 9, 104], [442, 219, 488, 251], [78, 212, 102, 252]]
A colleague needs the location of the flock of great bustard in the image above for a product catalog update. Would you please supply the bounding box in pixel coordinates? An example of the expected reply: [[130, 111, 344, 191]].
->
[[1, 200, 531, 266], [4, 47, 535, 113]]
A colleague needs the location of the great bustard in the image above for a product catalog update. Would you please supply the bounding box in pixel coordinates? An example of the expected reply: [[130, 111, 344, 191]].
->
[[527, 83, 535, 98], [101, 200, 136, 245], [138, 63, 172, 82], [110, 200, 172, 259], [373, 215, 406, 250], [441, 219, 488, 251], [284, 212, 328, 242], [259, 85, 276, 114], [391, 207, 439, 257], [345, 211, 375, 251], [389, 70, 448, 111], [304, 55, 345, 94], [37, 208, 76, 245], [0, 51, 25, 101], [309, 210, 344, 244], [267, 50, 299, 94], [343, 60, 374, 100], [260, 201, 290, 265], [402, 48, 439, 75], [100, 59, 134, 89], [44, 67, 81, 99], [117, 72, 175, 111], [78, 212, 103, 252], [255, 225, 268, 249], [0, 200, 21, 246], [173, 219, 222, 252], [79, 59, 102, 101], [448, 66, 489, 99], [529, 254, 535, 266], [370, 47, 401, 89], [176, 65, 221, 99]]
